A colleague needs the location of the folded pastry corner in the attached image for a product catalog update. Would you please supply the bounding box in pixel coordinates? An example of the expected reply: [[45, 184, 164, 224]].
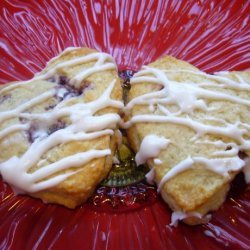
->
[[0, 47, 123, 208], [124, 55, 250, 225]]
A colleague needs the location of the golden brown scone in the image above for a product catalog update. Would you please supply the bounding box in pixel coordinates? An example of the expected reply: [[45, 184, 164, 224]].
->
[[0, 47, 123, 208], [125, 55, 250, 225]]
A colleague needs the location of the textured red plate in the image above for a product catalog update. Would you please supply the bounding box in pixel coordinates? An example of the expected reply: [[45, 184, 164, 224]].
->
[[0, 1, 250, 249]]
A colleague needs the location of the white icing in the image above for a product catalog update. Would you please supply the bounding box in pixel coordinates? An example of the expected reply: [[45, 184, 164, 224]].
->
[[149, 104, 155, 112], [170, 211, 202, 227], [135, 134, 170, 166], [0, 48, 123, 194], [153, 159, 162, 165], [123, 115, 249, 151], [170, 211, 212, 227], [47, 47, 81, 64], [57, 87, 69, 99], [145, 168, 155, 185], [158, 156, 245, 191], [195, 140, 239, 157], [0, 79, 35, 95], [127, 67, 250, 113], [36, 52, 116, 87], [0, 50, 116, 95], [1, 150, 110, 193], [0, 124, 29, 140], [163, 69, 250, 91], [70, 62, 115, 87], [0, 90, 55, 124], [158, 157, 193, 191], [125, 65, 250, 198], [0, 79, 122, 193]]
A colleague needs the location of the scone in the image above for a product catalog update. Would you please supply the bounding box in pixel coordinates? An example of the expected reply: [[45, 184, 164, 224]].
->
[[124, 55, 250, 225], [0, 47, 123, 208]]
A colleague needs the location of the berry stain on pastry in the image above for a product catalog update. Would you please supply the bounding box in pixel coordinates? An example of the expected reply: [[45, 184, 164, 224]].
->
[[0, 47, 123, 209]]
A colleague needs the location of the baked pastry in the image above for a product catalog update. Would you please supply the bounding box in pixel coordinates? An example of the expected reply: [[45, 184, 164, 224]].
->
[[1, 47, 249, 225], [0, 47, 123, 208], [124, 55, 250, 225]]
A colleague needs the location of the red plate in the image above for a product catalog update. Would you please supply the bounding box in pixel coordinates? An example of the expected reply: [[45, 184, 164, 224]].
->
[[0, 1, 250, 249]]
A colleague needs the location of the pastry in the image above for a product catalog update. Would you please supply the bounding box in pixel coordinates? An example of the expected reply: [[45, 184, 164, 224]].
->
[[0, 47, 123, 208], [124, 55, 250, 225], [1, 48, 249, 225]]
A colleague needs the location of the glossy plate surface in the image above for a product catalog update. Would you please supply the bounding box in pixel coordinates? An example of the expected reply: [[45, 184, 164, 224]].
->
[[0, 1, 250, 249]]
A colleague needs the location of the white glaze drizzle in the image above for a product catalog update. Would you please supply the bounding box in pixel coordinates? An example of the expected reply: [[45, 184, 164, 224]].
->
[[1, 150, 110, 193], [123, 115, 249, 150], [163, 69, 250, 91], [0, 50, 116, 94], [47, 47, 81, 64], [170, 211, 202, 227], [135, 134, 170, 165], [0, 124, 29, 140], [170, 211, 212, 227], [36, 52, 116, 87], [145, 168, 155, 185], [0, 80, 122, 193], [0, 78, 36, 95], [158, 156, 245, 191], [0, 90, 55, 123], [0, 49, 123, 194], [195, 140, 239, 157], [125, 65, 250, 198], [126, 67, 250, 112], [153, 159, 162, 165]]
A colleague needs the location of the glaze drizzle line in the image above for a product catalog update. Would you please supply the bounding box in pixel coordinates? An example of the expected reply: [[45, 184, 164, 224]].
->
[[0, 49, 123, 194], [124, 66, 250, 188]]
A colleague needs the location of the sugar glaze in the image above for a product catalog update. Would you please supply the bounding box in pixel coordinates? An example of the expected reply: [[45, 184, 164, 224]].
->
[[0, 48, 123, 193]]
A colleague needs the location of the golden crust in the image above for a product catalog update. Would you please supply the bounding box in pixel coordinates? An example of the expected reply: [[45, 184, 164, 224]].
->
[[126, 55, 250, 224], [0, 47, 122, 208]]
